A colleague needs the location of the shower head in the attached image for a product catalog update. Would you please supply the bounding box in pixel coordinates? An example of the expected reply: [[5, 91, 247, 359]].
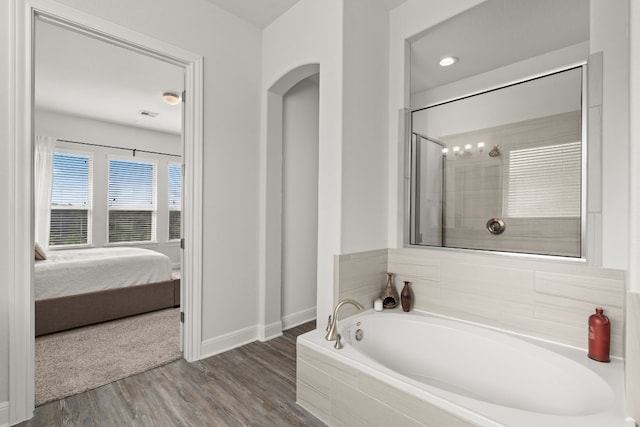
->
[[489, 144, 501, 157]]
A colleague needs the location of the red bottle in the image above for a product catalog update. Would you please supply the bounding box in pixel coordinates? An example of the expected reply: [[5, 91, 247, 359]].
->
[[588, 307, 610, 363]]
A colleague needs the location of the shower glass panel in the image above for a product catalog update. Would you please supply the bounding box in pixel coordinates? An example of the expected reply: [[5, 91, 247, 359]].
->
[[409, 66, 584, 257], [410, 134, 444, 246]]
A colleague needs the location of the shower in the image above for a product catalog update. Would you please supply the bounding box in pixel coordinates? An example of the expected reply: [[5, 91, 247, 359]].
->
[[489, 144, 501, 157]]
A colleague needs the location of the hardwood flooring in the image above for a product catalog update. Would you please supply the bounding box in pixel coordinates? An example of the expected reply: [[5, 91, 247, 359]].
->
[[19, 321, 325, 427]]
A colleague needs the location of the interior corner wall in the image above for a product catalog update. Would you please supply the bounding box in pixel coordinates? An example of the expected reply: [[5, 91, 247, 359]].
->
[[11, 0, 263, 358], [1, 0, 12, 409], [340, 0, 389, 254], [590, 0, 630, 271], [262, 0, 344, 324]]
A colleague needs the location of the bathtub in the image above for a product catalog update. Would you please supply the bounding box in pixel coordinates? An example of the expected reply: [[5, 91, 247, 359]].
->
[[296, 309, 632, 427]]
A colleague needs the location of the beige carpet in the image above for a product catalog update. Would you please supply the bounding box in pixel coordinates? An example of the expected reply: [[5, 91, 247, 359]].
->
[[35, 308, 182, 406]]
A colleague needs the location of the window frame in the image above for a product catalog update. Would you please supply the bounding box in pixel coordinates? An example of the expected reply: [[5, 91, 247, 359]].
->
[[49, 148, 94, 249], [167, 162, 182, 242], [107, 155, 158, 245]]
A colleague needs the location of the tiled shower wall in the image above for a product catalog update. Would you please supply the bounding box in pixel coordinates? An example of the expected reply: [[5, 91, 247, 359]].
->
[[335, 248, 625, 356]]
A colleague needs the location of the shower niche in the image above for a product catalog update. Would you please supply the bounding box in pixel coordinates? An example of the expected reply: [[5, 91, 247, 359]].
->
[[409, 66, 584, 257]]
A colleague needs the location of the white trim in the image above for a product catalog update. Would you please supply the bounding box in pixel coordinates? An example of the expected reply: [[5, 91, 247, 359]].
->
[[182, 53, 204, 362], [281, 307, 316, 330], [10, 0, 204, 421], [260, 321, 284, 342], [0, 401, 8, 427], [200, 326, 259, 359], [10, 0, 35, 423]]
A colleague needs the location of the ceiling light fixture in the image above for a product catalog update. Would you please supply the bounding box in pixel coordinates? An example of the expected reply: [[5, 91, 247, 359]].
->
[[439, 56, 458, 67], [162, 92, 181, 105]]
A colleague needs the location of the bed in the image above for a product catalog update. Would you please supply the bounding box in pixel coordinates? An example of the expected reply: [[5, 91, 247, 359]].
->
[[35, 247, 180, 336]]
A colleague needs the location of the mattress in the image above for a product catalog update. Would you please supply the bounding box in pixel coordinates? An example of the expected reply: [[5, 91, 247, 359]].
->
[[35, 247, 172, 301]]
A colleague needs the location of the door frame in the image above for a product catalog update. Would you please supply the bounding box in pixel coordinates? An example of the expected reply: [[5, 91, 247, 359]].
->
[[9, 0, 204, 423]]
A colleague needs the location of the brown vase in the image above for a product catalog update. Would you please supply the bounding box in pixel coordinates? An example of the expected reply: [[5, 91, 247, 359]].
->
[[401, 281, 412, 312], [380, 273, 399, 309]]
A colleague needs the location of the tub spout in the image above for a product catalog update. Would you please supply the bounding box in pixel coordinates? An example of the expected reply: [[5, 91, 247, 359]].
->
[[325, 299, 364, 341]]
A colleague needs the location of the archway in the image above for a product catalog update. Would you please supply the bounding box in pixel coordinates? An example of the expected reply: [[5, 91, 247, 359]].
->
[[258, 64, 320, 340]]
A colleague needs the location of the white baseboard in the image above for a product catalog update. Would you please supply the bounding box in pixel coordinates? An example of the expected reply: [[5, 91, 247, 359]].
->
[[0, 401, 8, 427], [259, 320, 283, 341], [199, 325, 258, 360], [198, 309, 316, 361], [282, 307, 316, 330]]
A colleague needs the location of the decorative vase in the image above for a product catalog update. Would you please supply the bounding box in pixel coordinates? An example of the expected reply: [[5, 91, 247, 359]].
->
[[401, 281, 412, 312], [380, 273, 399, 309]]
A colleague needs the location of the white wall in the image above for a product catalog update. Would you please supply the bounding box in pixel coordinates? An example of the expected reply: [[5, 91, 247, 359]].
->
[[281, 78, 319, 327], [590, 0, 630, 271], [41, 0, 263, 346], [2, 0, 262, 417], [35, 109, 182, 265], [262, 0, 344, 325], [411, 41, 589, 110], [412, 66, 582, 138], [262, 0, 390, 325], [340, 0, 389, 254]]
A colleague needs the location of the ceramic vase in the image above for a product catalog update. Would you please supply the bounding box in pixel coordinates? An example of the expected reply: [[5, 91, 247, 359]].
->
[[401, 281, 412, 312], [380, 273, 399, 309]]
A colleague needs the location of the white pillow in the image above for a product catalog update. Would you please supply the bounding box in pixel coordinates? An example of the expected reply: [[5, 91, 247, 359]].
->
[[35, 242, 47, 260]]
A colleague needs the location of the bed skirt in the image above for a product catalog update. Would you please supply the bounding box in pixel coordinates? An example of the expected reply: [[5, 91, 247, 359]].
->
[[35, 278, 180, 336]]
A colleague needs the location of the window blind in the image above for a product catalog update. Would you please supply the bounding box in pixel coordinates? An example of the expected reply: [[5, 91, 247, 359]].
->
[[108, 159, 156, 243], [504, 142, 581, 218], [168, 163, 182, 240], [49, 152, 92, 246]]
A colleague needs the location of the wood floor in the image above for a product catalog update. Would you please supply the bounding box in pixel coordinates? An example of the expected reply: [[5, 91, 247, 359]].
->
[[19, 321, 325, 427]]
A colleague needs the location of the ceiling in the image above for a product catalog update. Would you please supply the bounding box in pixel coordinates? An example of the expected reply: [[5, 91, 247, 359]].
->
[[410, 0, 590, 95], [203, 0, 409, 28], [35, 19, 184, 135], [34, 0, 589, 136]]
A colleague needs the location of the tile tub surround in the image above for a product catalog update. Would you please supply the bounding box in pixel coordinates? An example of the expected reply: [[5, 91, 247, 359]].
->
[[335, 248, 625, 356], [296, 338, 475, 427], [626, 291, 640, 421], [333, 249, 388, 319]]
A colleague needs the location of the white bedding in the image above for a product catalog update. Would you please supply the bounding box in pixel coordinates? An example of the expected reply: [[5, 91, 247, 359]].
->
[[35, 247, 173, 301]]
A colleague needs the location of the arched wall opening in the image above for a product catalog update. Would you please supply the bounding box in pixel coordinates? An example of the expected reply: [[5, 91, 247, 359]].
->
[[259, 63, 320, 340]]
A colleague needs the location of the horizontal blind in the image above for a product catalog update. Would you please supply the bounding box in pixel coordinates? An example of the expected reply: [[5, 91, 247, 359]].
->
[[108, 159, 156, 243], [168, 164, 182, 240], [505, 142, 581, 217], [50, 152, 92, 246], [108, 160, 154, 208]]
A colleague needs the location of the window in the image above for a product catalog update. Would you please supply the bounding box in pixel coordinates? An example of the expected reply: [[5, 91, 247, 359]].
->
[[50, 152, 92, 246], [504, 142, 581, 218], [168, 163, 182, 241], [108, 158, 156, 243]]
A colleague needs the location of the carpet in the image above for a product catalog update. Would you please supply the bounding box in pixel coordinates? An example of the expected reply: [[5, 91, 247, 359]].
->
[[35, 307, 182, 406]]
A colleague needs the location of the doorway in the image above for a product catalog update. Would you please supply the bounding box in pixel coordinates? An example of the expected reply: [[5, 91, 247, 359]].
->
[[33, 14, 185, 405], [10, 2, 204, 422]]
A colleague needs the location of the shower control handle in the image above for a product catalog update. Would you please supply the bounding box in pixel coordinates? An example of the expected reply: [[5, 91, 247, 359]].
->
[[486, 218, 506, 235]]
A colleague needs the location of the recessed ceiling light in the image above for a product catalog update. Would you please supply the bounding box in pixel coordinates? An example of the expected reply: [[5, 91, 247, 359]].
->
[[439, 56, 458, 67], [162, 92, 181, 105]]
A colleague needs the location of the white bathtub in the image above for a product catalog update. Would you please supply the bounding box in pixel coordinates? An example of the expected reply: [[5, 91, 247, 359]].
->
[[297, 309, 632, 427]]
